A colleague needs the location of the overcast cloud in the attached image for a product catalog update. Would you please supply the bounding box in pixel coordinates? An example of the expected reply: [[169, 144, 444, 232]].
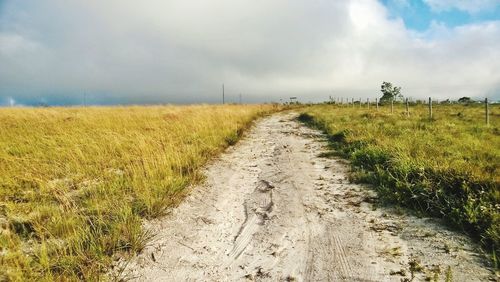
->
[[0, 0, 499, 105]]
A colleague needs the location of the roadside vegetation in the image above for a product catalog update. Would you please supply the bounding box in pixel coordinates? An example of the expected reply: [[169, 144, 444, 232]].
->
[[0, 104, 279, 280], [299, 103, 499, 266]]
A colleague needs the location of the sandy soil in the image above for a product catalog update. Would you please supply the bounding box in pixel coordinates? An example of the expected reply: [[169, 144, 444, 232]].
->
[[118, 113, 495, 281]]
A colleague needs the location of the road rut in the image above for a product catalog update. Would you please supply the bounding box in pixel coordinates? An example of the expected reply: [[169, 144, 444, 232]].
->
[[119, 113, 494, 281]]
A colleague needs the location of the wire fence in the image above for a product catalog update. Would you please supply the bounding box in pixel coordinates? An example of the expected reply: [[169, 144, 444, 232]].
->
[[327, 97, 494, 125]]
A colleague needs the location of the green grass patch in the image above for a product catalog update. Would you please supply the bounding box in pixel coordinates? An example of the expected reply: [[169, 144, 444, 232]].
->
[[299, 103, 499, 266]]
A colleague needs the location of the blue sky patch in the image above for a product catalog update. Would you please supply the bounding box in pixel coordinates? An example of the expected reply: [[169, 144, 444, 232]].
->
[[381, 0, 500, 31]]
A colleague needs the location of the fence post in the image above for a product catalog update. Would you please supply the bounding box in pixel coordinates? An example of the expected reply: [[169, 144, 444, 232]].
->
[[485, 98, 489, 125], [405, 98, 409, 117], [428, 97, 432, 120]]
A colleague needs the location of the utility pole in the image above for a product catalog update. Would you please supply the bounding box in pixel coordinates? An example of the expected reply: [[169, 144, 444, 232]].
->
[[222, 84, 225, 105]]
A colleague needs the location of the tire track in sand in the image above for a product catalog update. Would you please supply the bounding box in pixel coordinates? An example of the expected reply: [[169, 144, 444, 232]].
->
[[117, 113, 495, 282]]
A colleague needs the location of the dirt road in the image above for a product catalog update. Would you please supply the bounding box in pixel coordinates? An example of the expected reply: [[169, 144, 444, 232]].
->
[[120, 113, 494, 281]]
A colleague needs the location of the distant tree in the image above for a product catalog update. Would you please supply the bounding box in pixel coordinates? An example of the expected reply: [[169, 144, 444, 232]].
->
[[458, 97, 473, 103], [379, 81, 402, 104]]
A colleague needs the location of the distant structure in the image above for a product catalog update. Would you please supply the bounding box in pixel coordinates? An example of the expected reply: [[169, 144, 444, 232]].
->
[[222, 84, 225, 104]]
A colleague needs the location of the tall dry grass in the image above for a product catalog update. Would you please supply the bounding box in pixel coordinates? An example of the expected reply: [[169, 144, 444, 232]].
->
[[0, 104, 279, 280]]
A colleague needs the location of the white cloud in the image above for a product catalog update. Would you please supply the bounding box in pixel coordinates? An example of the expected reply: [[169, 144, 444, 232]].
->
[[423, 0, 500, 13], [0, 0, 499, 104], [0, 33, 40, 56]]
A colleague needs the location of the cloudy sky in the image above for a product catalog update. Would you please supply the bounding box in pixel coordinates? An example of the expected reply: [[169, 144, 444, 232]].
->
[[0, 0, 499, 106]]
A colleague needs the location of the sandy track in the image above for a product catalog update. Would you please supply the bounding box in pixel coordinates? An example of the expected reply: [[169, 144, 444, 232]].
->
[[119, 113, 494, 281]]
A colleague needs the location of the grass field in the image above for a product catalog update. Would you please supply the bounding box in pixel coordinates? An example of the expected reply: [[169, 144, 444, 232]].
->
[[0, 104, 279, 281], [299, 103, 499, 265]]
